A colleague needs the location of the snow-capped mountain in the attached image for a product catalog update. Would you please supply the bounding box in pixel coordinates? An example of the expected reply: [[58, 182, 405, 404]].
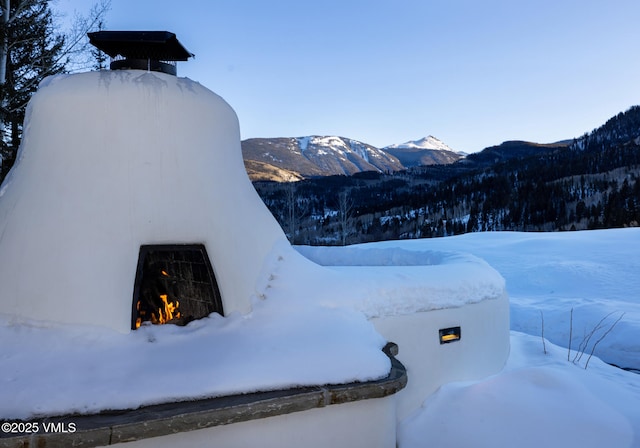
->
[[242, 136, 404, 181], [382, 136, 463, 168], [385, 135, 454, 152], [242, 135, 462, 181]]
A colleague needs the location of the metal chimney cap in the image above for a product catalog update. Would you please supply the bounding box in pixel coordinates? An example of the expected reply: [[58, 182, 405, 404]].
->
[[87, 31, 194, 62]]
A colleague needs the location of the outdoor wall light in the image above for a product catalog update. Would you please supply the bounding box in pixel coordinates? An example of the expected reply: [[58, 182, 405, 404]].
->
[[439, 326, 461, 344]]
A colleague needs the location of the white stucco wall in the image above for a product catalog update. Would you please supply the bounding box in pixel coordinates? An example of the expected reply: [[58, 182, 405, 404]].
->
[[0, 70, 287, 333], [371, 291, 510, 421], [102, 397, 397, 448]]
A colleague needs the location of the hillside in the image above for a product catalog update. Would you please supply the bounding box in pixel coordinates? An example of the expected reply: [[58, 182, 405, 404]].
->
[[253, 106, 640, 245], [460, 140, 568, 167]]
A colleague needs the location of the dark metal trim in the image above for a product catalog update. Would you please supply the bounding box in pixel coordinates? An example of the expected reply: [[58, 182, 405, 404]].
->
[[87, 31, 194, 61], [110, 58, 177, 75]]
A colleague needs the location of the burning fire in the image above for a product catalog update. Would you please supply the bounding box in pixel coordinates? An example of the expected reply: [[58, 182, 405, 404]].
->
[[152, 294, 181, 325], [134, 294, 181, 329], [135, 300, 142, 329]]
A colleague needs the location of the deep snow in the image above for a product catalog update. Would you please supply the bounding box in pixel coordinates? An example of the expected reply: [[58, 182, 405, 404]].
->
[[399, 331, 640, 448], [0, 228, 639, 447]]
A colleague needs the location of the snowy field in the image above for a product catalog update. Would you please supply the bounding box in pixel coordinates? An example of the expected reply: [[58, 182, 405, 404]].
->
[[0, 228, 638, 447]]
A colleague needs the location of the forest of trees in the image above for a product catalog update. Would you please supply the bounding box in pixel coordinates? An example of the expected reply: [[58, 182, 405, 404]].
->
[[254, 106, 640, 245]]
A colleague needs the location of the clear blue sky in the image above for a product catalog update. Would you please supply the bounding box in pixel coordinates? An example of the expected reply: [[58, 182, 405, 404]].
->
[[56, 0, 640, 153]]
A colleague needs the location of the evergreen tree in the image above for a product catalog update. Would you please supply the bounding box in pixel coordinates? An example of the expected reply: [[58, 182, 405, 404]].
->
[[0, 0, 110, 182], [0, 0, 65, 148]]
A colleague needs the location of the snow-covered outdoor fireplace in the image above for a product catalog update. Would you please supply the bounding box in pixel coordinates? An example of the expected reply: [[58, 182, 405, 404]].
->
[[0, 31, 287, 333]]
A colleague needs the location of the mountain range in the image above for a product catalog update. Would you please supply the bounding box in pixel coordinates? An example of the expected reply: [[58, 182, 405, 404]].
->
[[252, 105, 640, 245], [242, 135, 462, 181]]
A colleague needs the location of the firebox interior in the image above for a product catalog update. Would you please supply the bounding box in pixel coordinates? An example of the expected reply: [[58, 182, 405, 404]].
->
[[132, 245, 223, 330]]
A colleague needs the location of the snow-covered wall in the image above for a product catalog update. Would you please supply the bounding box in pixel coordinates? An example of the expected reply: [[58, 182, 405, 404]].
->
[[0, 70, 287, 333], [372, 292, 510, 421], [295, 244, 510, 421]]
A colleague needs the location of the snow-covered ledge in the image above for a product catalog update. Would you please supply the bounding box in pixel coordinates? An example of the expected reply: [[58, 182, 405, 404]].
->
[[0, 344, 405, 448]]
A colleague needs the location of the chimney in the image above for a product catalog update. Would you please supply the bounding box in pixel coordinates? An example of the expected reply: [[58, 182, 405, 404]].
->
[[87, 30, 194, 75]]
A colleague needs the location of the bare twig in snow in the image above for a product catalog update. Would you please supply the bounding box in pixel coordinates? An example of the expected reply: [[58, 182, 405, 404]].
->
[[573, 311, 616, 364], [540, 310, 547, 354], [584, 312, 625, 369], [567, 307, 573, 362]]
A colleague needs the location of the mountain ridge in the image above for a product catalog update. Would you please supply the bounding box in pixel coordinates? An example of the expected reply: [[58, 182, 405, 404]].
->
[[382, 136, 462, 168], [242, 135, 462, 181]]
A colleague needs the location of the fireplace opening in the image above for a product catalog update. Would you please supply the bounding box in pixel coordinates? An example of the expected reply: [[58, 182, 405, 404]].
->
[[132, 245, 223, 330]]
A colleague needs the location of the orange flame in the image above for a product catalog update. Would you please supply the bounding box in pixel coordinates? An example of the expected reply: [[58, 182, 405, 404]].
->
[[151, 294, 180, 325], [135, 301, 142, 329]]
